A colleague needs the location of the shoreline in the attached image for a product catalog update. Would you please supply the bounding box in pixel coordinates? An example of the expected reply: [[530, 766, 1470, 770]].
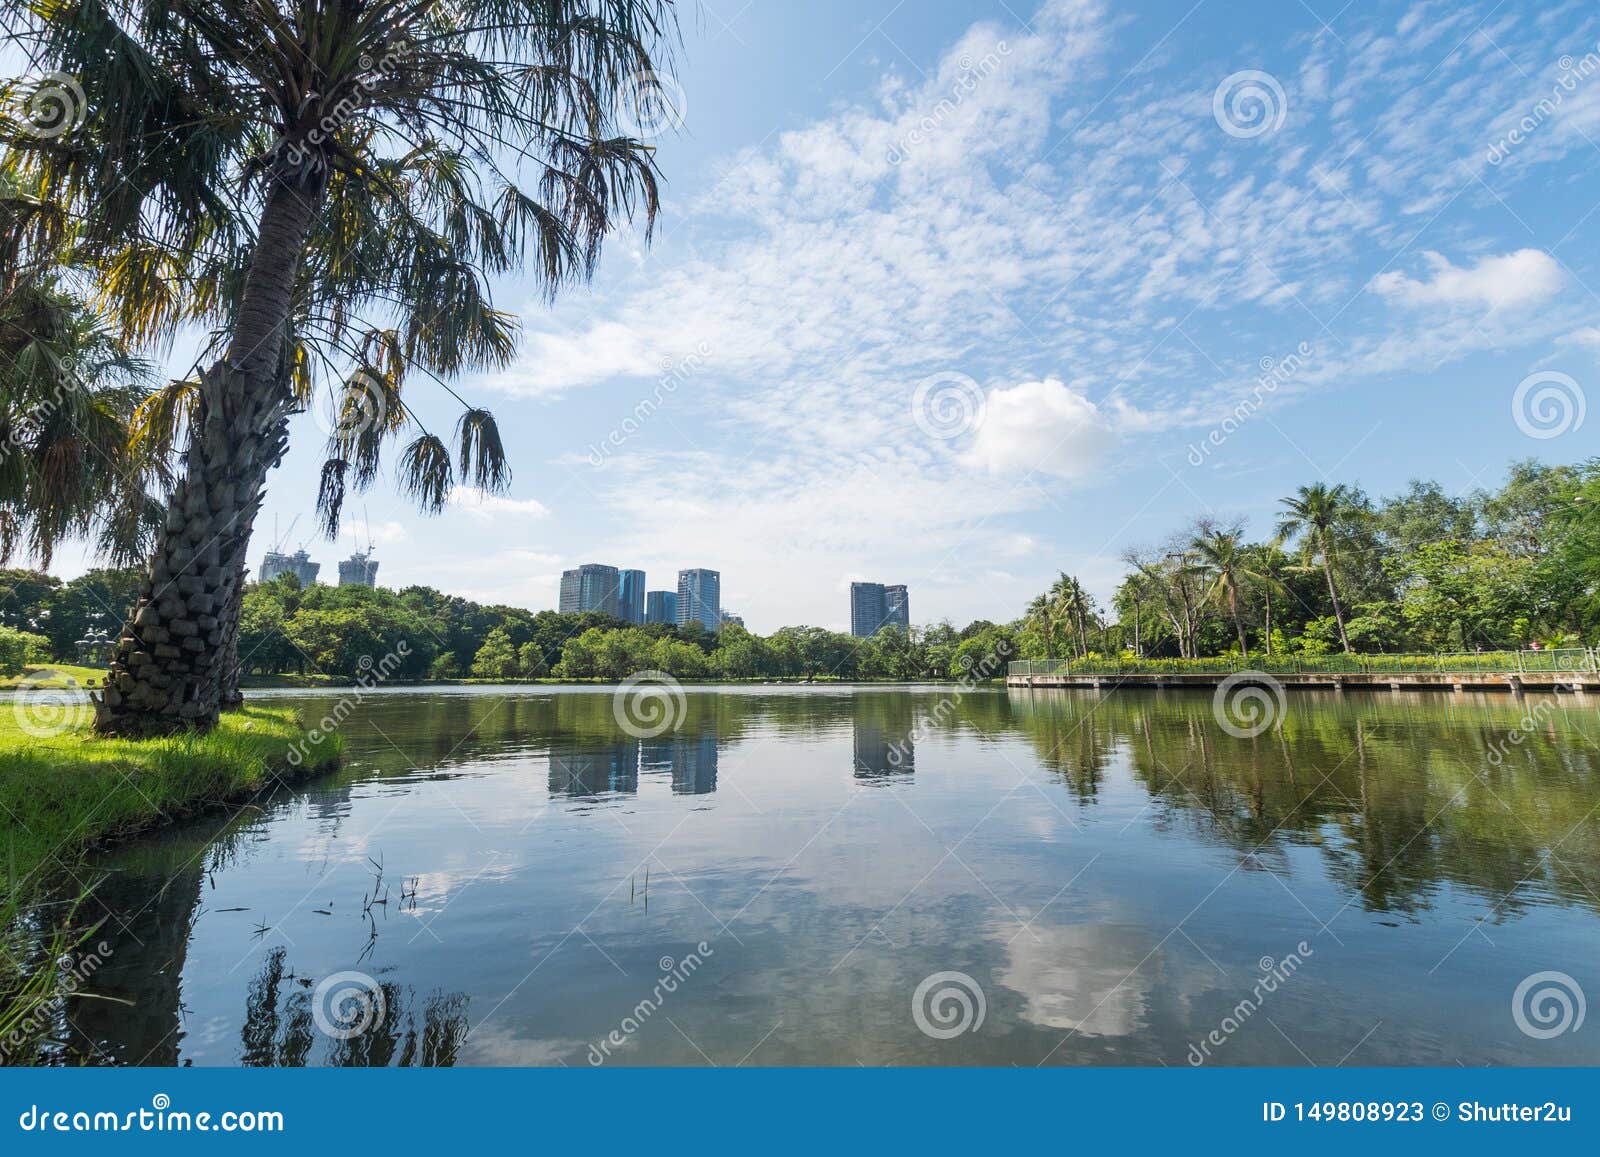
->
[[0, 706, 343, 889]]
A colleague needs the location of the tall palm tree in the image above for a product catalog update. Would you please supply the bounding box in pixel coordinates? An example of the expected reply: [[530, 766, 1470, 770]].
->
[[1277, 483, 1361, 653], [3, 1, 678, 733], [1189, 523, 1252, 659], [1245, 541, 1292, 655], [1024, 592, 1061, 660]]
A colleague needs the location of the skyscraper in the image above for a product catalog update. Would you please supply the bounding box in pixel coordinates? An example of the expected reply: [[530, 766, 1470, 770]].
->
[[646, 590, 678, 625], [883, 584, 910, 632], [558, 564, 621, 617], [851, 581, 909, 637], [337, 551, 379, 587], [676, 568, 721, 632], [619, 569, 646, 624], [260, 549, 320, 588]]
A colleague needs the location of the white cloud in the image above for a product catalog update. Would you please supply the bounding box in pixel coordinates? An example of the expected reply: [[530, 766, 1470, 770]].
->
[[447, 488, 552, 520], [1370, 248, 1565, 311], [964, 378, 1114, 478]]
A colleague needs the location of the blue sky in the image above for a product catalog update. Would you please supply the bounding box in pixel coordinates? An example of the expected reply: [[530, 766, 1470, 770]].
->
[[60, 0, 1600, 631]]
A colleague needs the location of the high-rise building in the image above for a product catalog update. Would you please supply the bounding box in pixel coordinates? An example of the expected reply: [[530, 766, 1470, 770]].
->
[[883, 584, 910, 632], [850, 581, 909, 637], [676, 568, 721, 632], [619, 569, 646, 624], [260, 549, 320, 588], [558, 563, 621, 617], [646, 590, 678, 625], [337, 551, 379, 587], [719, 610, 745, 630]]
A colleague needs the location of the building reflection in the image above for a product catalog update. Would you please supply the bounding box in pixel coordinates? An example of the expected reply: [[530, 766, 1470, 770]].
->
[[641, 732, 718, 795], [547, 731, 718, 798], [852, 703, 915, 783], [547, 745, 639, 797]]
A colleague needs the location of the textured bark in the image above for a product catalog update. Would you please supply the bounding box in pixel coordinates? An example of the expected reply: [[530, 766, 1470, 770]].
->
[[95, 177, 318, 735]]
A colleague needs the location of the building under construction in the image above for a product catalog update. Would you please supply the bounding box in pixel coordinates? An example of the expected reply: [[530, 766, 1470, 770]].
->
[[338, 550, 380, 588]]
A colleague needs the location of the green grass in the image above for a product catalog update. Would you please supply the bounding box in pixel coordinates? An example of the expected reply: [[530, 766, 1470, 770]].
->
[[0, 663, 106, 690], [0, 704, 342, 890]]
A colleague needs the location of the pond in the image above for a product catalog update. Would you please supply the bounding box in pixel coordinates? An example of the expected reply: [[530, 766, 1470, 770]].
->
[[56, 685, 1600, 1066]]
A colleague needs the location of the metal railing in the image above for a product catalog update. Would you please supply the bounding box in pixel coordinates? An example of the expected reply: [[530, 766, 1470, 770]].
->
[[1007, 648, 1599, 678]]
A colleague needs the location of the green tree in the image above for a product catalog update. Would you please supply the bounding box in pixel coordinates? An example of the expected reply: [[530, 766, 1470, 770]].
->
[[5, 0, 678, 733], [470, 627, 518, 679], [1278, 483, 1364, 653]]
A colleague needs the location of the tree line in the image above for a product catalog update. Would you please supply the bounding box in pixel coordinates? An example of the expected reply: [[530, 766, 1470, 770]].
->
[[1024, 461, 1600, 661]]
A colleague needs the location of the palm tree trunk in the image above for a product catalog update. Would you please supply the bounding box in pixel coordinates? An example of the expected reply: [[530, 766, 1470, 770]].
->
[[95, 177, 319, 735], [1319, 535, 1352, 653], [1229, 584, 1248, 659]]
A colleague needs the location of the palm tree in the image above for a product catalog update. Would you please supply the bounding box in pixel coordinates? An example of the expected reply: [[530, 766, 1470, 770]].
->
[[1277, 483, 1361, 653], [1245, 541, 1293, 655], [4, 1, 678, 733], [0, 187, 162, 569], [1190, 523, 1252, 659], [1024, 592, 1061, 660]]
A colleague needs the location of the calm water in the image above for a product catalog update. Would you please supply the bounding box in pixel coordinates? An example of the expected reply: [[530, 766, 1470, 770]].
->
[[61, 685, 1600, 1066]]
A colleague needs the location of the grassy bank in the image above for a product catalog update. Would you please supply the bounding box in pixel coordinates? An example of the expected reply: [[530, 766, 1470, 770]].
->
[[0, 663, 105, 690], [0, 704, 342, 889]]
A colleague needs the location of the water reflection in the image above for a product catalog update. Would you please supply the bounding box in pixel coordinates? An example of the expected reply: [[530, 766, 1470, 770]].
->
[[26, 685, 1600, 1067]]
